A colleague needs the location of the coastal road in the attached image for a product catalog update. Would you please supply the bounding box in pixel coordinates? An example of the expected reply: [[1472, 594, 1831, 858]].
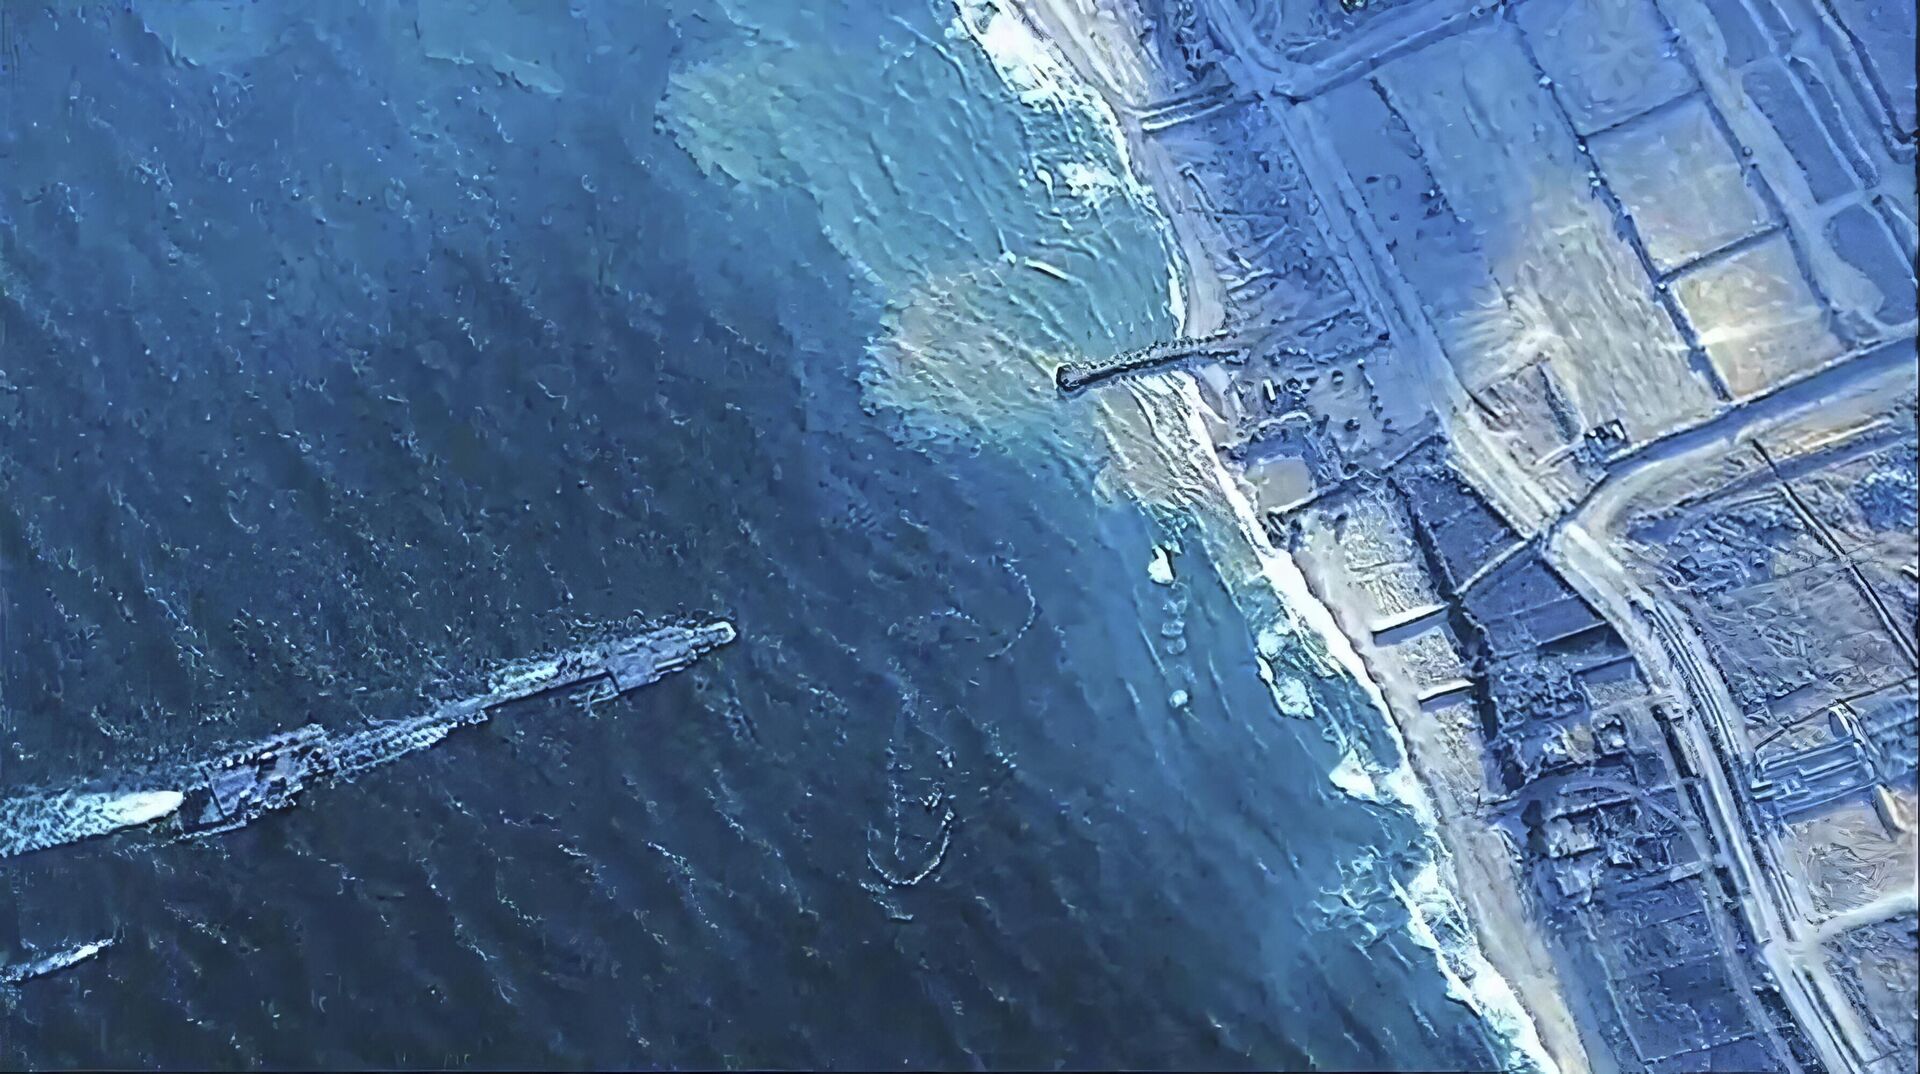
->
[[1560, 335, 1917, 541], [1552, 527, 1863, 1074], [1545, 337, 1920, 1074]]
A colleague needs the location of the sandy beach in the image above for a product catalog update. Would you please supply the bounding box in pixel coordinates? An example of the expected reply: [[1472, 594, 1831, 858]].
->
[[1002, 1, 1594, 1069]]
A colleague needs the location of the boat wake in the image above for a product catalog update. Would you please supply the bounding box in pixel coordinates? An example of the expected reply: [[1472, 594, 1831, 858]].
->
[[0, 621, 736, 863]]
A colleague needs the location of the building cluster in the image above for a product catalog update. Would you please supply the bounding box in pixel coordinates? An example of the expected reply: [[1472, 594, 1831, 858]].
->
[[1061, 0, 1917, 1068]]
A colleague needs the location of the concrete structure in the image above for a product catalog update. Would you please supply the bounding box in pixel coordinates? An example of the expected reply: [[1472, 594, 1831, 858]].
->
[[1054, 0, 1915, 1069]]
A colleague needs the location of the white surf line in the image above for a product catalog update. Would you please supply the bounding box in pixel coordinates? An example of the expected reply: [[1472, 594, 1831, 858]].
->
[[960, 0, 1194, 343], [952, 0, 1157, 201], [1158, 373, 1558, 1074], [952, 7, 1558, 1063]]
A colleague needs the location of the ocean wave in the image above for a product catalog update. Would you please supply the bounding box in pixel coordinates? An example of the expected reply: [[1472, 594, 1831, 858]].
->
[[949, 0, 1155, 209], [670, 3, 1562, 1068], [1167, 375, 1560, 1074], [1397, 861, 1557, 1074], [956, 2, 1565, 1061], [0, 789, 184, 860], [667, 0, 1174, 455], [1169, 372, 1556, 1074], [1005, 206, 1558, 1069]]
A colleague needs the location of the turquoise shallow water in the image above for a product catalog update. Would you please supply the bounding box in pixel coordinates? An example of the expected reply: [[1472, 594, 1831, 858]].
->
[[0, 1, 1501, 1067]]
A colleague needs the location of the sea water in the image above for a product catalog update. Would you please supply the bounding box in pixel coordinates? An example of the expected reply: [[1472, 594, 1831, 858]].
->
[[1, 0, 1505, 1067]]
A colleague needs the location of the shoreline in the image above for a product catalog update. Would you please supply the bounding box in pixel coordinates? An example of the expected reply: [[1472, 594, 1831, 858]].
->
[[996, 1, 1590, 1070]]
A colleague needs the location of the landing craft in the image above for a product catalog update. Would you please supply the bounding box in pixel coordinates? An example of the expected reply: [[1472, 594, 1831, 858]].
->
[[0, 620, 736, 860]]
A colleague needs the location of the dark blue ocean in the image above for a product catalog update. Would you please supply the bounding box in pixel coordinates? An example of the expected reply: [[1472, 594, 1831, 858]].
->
[[1, 1, 1507, 1068]]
